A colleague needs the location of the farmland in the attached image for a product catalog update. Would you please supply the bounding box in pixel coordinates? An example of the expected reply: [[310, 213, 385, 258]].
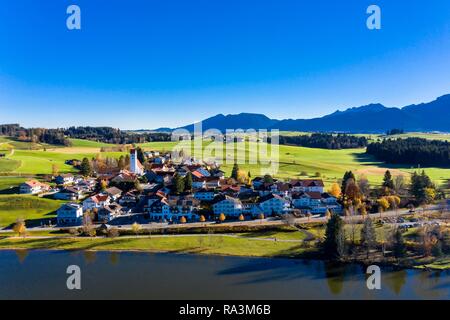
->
[[0, 136, 449, 189]]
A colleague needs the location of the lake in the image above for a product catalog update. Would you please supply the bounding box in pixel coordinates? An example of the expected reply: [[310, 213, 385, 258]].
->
[[0, 250, 449, 299]]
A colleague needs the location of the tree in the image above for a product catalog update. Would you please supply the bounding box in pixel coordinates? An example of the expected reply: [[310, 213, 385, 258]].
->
[[382, 170, 395, 191], [231, 163, 239, 180], [323, 213, 346, 260], [258, 213, 265, 220], [357, 175, 371, 197], [80, 157, 92, 176], [131, 222, 141, 235], [392, 229, 406, 259], [377, 197, 390, 213], [118, 155, 126, 170], [360, 217, 376, 258], [238, 214, 245, 221], [179, 216, 187, 224], [345, 180, 361, 202], [13, 220, 26, 237], [393, 175, 407, 195], [173, 173, 185, 194], [219, 213, 226, 222], [263, 174, 274, 184], [341, 171, 355, 198], [237, 170, 249, 184], [410, 171, 435, 204], [184, 172, 193, 191], [107, 227, 120, 238], [100, 179, 108, 191], [136, 147, 145, 164], [199, 215, 206, 222], [51, 164, 59, 176], [328, 183, 341, 198]]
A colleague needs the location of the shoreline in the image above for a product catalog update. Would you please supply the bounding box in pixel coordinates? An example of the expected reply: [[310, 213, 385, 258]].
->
[[1, 235, 449, 271]]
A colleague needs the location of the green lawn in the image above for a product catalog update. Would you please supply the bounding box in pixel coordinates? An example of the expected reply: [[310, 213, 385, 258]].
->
[[0, 177, 28, 192], [69, 138, 116, 148], [0, 235, 311, 258], [0, 195, 65, 228]]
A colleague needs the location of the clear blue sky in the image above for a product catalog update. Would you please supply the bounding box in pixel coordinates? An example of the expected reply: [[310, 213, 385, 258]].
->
[[0, 0, 449, 129]]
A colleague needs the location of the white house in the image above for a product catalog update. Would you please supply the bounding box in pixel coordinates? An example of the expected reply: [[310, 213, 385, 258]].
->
[[148, 197, 199, 222], [57, 203, 83, 226], [83, 194, 110, 211], [105, 187, 122, 201], [258, 193, 290, 215], [292, 192, 322, 208], [98, 204, 123, 222], [54, 174, 74, 185], [19, 180, 50, 194], [291, 179, 324, 193], [53, 187, 83, 201], [212, 195, 243, 217]]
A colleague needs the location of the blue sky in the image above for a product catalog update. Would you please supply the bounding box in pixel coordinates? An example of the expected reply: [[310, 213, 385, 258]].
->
[[0, 0, 449, 129]]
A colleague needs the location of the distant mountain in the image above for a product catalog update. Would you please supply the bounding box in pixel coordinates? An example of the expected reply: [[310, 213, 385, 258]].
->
[[153, 94, 450, 133]]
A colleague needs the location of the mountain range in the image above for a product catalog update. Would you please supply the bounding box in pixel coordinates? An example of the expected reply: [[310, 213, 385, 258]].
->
[[154, 94, 450, 133]]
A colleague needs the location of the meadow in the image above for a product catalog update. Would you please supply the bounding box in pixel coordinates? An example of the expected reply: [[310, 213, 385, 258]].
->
[[0, 195, 65, 228], [0, 136, 449, 189]]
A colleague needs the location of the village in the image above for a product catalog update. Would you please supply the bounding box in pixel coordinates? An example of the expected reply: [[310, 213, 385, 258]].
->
[[17, 148, 343, 228]]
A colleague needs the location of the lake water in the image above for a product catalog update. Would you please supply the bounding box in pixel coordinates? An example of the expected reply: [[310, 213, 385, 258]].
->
[[0, 250, 449, 299]]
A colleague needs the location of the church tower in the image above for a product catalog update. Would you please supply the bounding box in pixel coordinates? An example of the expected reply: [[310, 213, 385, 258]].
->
[[129, 148, 143, 175]]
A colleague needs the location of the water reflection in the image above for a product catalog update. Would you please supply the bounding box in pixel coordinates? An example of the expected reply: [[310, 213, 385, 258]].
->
[[1, 250, 449, 299], [15, 249, 28, 264]]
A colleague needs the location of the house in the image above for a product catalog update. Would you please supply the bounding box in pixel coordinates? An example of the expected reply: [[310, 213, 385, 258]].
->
[[53, 187, 83, 201], [292, 192, 322, 208], [258, 193, 290, 216], [148, 196, 199, 222], [105, 187, 122, 200], [291, 179, 324, 193], [129, 148, 144, 175], [212, 195, 243, 217], [111, 170, 137, 184], [57, 203, 83, 226], [251, 177, 264, 189], [194, 188, 215, 201], [19, 180, 50, 194], [98, 204, 123, 222], [83, 194, 110, 211], [119, 190, 139, 206], [321, 192, 338, 205], [54, 174, 74, 185]]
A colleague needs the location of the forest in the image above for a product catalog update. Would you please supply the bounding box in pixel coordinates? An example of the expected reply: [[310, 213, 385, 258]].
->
[[366, 138, 450, 167], [277, 133, 368, 149]]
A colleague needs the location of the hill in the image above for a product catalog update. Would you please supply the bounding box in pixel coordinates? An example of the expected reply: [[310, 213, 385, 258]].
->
[[156, 94, 450, 133]]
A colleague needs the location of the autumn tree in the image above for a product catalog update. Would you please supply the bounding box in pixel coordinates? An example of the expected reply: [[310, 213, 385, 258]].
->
[[199, 215, 206, 222], [131, 222, 142, 235], [179, 216, 187, 224], [52, 164, 59, 176], [13, 220, 26, 237], [219, 213, 226, 222], [392, 229, 406, 259], [382, 170, 395, 192], [238, 214, 245, 221], [341, 171, 355, 198], [328, 183, 341, 198]]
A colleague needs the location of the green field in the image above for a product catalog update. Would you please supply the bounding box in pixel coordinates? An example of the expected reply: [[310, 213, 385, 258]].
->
[[0, 234, 310, 258], [0, 195, 66, 228], [69, 138, 116, 148], [1, 135, 449, 189]]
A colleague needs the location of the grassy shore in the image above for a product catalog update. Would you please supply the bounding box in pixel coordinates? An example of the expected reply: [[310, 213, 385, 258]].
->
[[0, 234, 314, 258]]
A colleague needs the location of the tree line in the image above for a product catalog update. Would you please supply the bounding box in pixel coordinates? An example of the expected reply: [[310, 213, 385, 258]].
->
[[0, 124, 71, 146], [278, 133, 367, 149], [63, 126, 172, 144], [366, 137, 450, 167]]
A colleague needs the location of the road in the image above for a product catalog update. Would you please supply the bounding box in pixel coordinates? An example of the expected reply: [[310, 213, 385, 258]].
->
[[2, 204, 441, 234]]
